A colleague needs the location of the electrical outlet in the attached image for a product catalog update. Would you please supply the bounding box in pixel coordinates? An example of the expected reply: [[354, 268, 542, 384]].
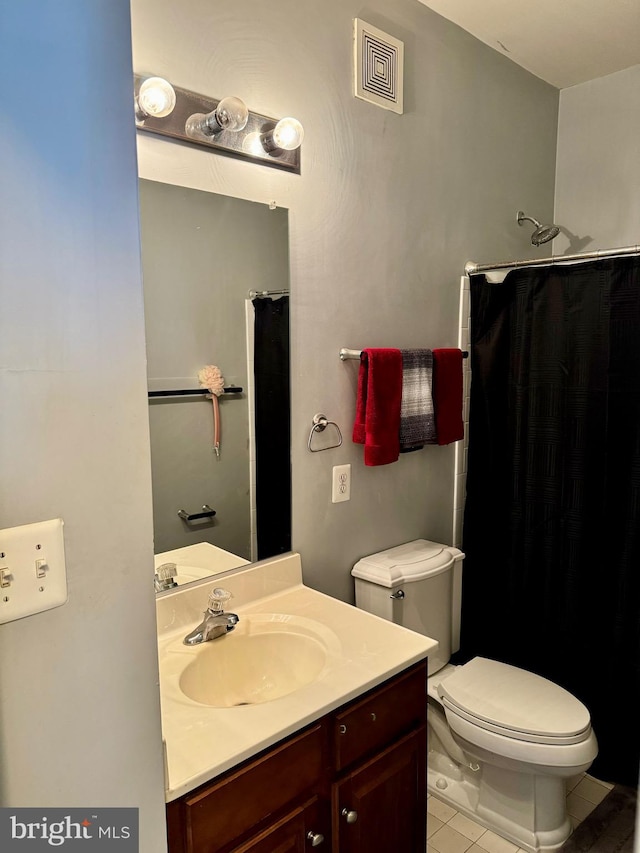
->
[[332, 464, 351, 503]]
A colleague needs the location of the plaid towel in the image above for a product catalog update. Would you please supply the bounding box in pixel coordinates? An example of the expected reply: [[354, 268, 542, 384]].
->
[[400, 349, 436, 451]]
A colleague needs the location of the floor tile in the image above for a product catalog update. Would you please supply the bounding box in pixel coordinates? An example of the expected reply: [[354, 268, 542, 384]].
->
[[428, 796, 458, 823], [574, 775, 611, 803], [566, 791, 597, 822], [429, 824, 475, 853], [586, 773, 614, 790], [474, 829, 519, 853], [428, 815, 445, 838], [565, 773, 584, 792], [448, 813, 487, 842]]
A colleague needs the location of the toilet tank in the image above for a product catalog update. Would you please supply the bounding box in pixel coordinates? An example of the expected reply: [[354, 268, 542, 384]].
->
[[352, 540, 464, 675]]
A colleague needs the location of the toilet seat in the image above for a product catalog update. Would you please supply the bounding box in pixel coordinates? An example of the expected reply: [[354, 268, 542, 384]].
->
[[437, 657, 592, 745]]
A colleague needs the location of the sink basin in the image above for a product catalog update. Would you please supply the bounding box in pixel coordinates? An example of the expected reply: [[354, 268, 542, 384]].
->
[[174, 614, 338, 708]]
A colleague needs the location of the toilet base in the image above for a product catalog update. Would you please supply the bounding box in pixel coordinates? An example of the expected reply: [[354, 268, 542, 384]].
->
[[427, 749, 573, 853]]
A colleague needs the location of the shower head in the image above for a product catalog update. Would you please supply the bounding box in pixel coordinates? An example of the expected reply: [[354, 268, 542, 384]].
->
[[517, 210, 560, 246]]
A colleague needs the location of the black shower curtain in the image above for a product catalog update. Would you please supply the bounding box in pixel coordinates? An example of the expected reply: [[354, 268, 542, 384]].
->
[[461, 257, 640, 786], [253, 296, 291, 560]]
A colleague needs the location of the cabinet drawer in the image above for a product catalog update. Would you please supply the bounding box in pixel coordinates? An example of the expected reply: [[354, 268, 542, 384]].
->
[[182, 723, 326, 853], [229, 797, 326, 853], [333, 661, 427, 771]]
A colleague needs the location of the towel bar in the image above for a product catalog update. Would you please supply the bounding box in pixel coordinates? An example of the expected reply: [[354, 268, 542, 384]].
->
[[178, 505, 217, 522], [148, 386, 242, 398], [340, 348, 468, 360]]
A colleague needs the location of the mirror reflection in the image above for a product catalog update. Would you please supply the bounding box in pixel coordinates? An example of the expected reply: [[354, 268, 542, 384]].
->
[[138, 180, 291, 590]]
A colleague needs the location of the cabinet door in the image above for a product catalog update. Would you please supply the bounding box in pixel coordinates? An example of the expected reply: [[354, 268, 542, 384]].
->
[[332, 728, 426, 853], [230, 798, 328, 853]]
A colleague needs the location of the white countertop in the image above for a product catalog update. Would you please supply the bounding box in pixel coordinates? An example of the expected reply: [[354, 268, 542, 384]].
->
[[156, 552, 437, 801], [154, 541, 250, 586]]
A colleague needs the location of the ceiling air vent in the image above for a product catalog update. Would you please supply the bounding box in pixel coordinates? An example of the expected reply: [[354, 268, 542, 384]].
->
[[353, 19, 404, 115]]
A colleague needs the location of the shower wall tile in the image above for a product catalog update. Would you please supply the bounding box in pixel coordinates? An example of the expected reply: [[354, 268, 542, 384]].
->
[[453, 509, 464, 548], [461, 290, 470, 328], [453, 275, 472, 547], [463, 369, 471, 399], [455, 474, 466, 510]]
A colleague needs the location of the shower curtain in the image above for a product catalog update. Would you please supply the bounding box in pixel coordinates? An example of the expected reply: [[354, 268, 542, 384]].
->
[[461, 257, 640, 786], [252, 295, 291, 559]]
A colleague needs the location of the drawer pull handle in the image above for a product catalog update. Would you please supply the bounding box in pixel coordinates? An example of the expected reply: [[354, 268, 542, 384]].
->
[[390, 589, 405, 600], [341, 807, 358, 824], [339, 724, 347, 735], [307, 830, 325, 847], [370, 712, 377, 721]]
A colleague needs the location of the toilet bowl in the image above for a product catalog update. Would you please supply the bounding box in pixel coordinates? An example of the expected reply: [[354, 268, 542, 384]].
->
[[352, 540, 598, 853]]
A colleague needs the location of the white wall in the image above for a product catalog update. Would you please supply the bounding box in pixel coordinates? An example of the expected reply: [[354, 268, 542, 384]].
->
[[131, 0, 559, 603], [0, 3, 167, 849], [555, 64, 640, 251]]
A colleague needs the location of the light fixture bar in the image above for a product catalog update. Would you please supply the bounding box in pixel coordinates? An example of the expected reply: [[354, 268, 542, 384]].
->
[[134, 74, 301, 174]]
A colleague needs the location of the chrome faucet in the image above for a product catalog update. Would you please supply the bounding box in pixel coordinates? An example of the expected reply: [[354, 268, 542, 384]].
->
[[183, 588, 239, 645]]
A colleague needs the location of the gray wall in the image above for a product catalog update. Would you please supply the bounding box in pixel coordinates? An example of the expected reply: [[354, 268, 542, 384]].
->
[[555, 64, 640, 251], [140, 180, 289, 557], [132, 0, 559, 604], [555, 62, 640, 806], [0, 3, 167, 850]]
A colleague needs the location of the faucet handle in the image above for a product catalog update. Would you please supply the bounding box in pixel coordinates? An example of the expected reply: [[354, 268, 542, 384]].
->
[[207, 587, 232, 613], [154, 562, 178, 592]]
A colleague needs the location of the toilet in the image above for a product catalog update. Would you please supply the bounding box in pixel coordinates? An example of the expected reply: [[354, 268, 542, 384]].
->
[[352, 540, 598, 853]]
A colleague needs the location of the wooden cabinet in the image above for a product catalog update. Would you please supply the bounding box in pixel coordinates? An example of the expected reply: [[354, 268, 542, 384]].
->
[[229, 799, 324, 853], [166, 660, 427, 853], [332, 729, 426, 853]]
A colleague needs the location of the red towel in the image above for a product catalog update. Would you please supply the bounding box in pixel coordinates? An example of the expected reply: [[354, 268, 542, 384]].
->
[[432, 348, 464, 445], [352, 348, 403, 466]]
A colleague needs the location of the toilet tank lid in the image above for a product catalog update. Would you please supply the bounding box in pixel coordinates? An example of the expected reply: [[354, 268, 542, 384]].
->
[[438, 657, 592, 741], [351, 539, 464, 587]]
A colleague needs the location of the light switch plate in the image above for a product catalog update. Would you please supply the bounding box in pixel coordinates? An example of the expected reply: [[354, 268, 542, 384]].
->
[[0, 518, 68, 625]]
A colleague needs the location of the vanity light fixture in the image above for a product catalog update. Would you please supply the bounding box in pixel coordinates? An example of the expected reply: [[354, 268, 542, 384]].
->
[[134, 73, 303, 174], [135, 76, 176, 123]]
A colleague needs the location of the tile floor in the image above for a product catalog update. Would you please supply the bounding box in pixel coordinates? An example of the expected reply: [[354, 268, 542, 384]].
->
[[426, 773, 615, 853]]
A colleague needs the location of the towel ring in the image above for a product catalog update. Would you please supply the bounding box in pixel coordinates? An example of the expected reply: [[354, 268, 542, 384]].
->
[[307, 413, 343, 452]]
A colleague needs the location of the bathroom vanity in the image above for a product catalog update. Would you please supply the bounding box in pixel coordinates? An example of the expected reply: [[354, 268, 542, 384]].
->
[[156, 553, 436, 853], [166, 662, 426, 852]]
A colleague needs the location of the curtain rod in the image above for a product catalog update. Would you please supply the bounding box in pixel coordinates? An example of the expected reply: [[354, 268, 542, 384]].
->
[[464, 243, 640, 276]]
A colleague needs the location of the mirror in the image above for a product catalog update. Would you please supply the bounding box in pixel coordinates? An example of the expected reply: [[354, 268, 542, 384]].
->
[[138, 180, 291, 590]]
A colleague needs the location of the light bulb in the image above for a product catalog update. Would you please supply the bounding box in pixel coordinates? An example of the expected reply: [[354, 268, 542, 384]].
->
[[272, 117, 304, 151], [185, 96, 249, 139], [261, 117, 304, 153], [214, 96, 249, 132], [136, 77, 176, 118]]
